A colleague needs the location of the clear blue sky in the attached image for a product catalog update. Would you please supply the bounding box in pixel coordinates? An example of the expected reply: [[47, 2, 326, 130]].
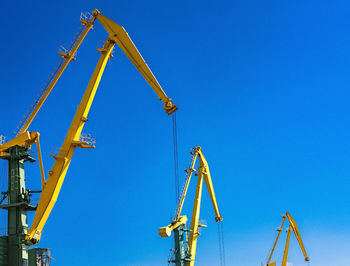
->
[[1, 0, 350, 265]]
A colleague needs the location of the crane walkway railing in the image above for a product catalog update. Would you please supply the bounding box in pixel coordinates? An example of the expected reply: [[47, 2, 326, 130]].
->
[[174, 148, 198, 218], [15, 58, 65, 135], [79, 133, 96, 146], [14, 13, 94, 136]]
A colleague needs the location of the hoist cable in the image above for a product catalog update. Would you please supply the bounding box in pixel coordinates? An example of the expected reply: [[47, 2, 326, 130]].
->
[[218, 221, 226, 266], [218, 222, 223, 265], [172, 113, 180, 206], [221, 222, 226, 266]]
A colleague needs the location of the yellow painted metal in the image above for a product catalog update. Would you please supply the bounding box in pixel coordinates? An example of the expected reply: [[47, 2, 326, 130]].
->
[[93, 10, 178, 115], [196, 148, 222, 223], [35, 138, 46, 189], [159, 146, 222, 265], [17, 9, 176, 137], [266, 212, 309, 266], [175, 151, 198, 221], [186, 147, 222, 266], [13, 9, 178, 244], [25, 39, 115, 244], [0, 8, 177, 245], [282, 226, 292, 266], [266, 215, 287, 265], [0, 132, 39, 153], [18, 17, 96, 135], [187, 171, 204, 266], [0, 132, 47, 191], [159, 215, 188, 238], [286, 212, 309, 262]]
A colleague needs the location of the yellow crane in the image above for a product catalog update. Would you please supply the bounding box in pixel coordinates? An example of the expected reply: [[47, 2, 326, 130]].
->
[[0, 9, 177, 250], [25, 9, 178, 244], [266, 212, 309, 266], [159, 146, 223, 266]]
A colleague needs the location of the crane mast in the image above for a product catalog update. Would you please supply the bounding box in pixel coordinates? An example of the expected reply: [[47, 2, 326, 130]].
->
[[159, 146, 222, 266]]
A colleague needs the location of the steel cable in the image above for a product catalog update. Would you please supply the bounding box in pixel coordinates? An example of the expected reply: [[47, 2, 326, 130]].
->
[[218, 221, 226, 266], [172, 113, 180, 206]]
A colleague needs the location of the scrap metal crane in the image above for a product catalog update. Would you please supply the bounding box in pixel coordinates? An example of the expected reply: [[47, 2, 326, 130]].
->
[[266, 212, 309, 266], [0, 9, 177, 265], [159, 146, 223, 266]]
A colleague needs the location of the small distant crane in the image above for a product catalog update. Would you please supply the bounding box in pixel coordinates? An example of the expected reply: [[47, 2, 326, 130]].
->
[[159, 146, 223, 266], [265, 212, 309, 266]]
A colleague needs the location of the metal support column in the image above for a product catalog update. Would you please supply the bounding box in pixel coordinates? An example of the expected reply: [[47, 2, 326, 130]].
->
[[0, 145, 36, 266], [172, 226, 187, 266]]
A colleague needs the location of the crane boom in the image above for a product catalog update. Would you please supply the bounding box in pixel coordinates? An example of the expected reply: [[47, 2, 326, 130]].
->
[[93, 10, 177, 115], [282, 226, 292, 266], [175, 149, 199, 220], [196, 148, 222, 222], [266, 214, 287, 264], [285, 212, 309, 262], [25, 38, 115, 243]]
